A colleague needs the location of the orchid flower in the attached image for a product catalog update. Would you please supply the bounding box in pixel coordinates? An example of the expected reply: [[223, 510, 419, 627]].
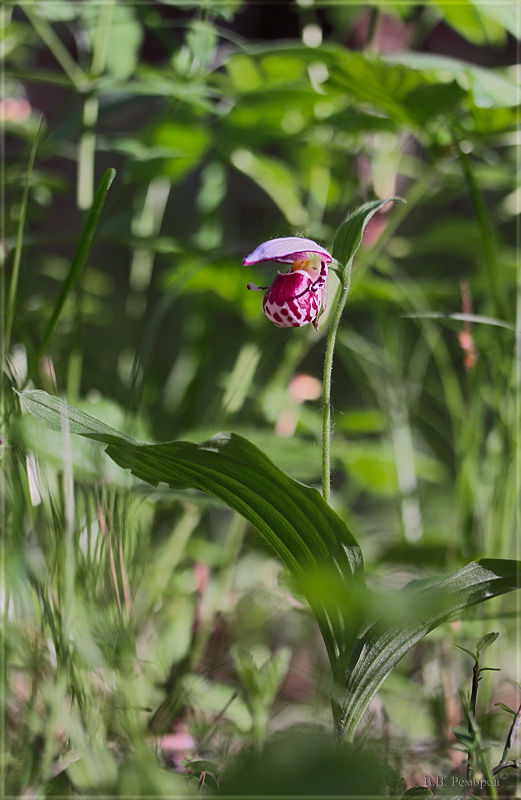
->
[[244, 237, 332, 330]]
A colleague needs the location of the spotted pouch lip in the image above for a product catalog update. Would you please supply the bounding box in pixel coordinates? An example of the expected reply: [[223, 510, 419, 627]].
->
[[263, 270, 323, 330]]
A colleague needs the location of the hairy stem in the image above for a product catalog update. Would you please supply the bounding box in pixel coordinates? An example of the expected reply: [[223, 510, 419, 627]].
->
[[322, 262, 353, 503]]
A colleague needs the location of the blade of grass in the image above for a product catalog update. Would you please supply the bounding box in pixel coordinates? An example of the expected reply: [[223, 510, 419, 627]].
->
[[455, 139, 502, 318], [25, 168, 116, 386], [5, 115, 43, 352]]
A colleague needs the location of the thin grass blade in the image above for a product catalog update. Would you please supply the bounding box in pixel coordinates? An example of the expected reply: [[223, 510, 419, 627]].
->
[[5, 116, 44, 349], [25, 168, 116, 384]]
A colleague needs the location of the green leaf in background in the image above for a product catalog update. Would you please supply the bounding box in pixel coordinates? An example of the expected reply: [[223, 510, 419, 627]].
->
[[232, 646, 292, 746], [80, 3, 143, 80], [332, 197, 403, 269], [151, 121, 210, 182], [432, 0, 506, 46], [232, 647, 291, 707], [339, 559, 521, 741], [476, 631, 499, 652], [383, 52, 518, 109], [227, 54, 264, 93], [402, 787, 433, 800], [231, 148, 308, 226]]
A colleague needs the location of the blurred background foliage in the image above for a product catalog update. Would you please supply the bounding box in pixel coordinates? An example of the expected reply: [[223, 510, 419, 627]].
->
[[2, 0, 520, 796]]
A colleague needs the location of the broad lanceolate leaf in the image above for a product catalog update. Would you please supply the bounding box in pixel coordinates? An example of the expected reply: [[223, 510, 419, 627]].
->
[[339, 559, 521, 741], [476, 631, 499, 652], [17, 390, 364, 683], [332, 198, 404, 271], [18, 390, 521, 741]]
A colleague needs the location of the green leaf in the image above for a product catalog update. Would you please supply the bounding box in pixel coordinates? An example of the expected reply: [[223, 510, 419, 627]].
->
[[230, 148, 308, 226], [383, 52, 518, 109], [17, 389, 364, 684], [401, 80, 467, 125], [227, 54, 263, 92], [26, 168, 116, 382], [402, 788, 433, 800], [232, 647, 291, 705], [452, 726, 477, 748], [495, 702, 516, 715], [476, 631, 499, 652], [332, 198, 404, 269], [103, 5, 143, 80], [17, 390, 521, 746], [151, 122, 210, 182], [455, 644, 478, 662], [475, 2, 519, 40], [433, 0, 506, 46], [339, 559, 521, 741]]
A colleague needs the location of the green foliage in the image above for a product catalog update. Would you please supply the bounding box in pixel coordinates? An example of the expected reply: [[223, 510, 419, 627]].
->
[[18, 389, 521, 744], [232, 646, 291, 746], [339, 561, 520, 740], [5, 1, 520, 795]]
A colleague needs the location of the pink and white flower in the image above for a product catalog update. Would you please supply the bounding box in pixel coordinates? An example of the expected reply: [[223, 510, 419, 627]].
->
[[244, 237, 332, 330]]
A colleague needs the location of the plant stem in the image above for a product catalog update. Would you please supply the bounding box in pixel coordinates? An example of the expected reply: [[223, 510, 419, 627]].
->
[[20, 3, 87, 91], [500, 701, 521, 765], [5, 116, 43, 352], [466, 658, 480, 784], [322, 262, 353, 504], [24, 169, 116, 387], [455, 140, 501, 319]]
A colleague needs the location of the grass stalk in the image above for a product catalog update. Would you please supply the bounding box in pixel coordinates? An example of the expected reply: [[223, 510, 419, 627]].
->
[[455, 141, 502, 318], [25, 168, 116, 387], [5, 116, 43, 354], [77, 96, 99, 211]]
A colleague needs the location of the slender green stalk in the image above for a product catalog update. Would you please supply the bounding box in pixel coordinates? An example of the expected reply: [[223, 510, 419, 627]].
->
[[455, 140, 501, 318], [77, 95, 99, 211], [323, 197, 403, 504], [20, 3, 87, 91], [24, 168, 116, 387], [466, 659, 480, 784], [5, 116, 43, 350], [90, 0, 115, 78], [322, 262, 353, 504], [70, 1, 114, 394]]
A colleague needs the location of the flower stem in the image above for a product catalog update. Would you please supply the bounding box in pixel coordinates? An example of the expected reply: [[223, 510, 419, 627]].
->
[[322, 262, 353, 504]]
